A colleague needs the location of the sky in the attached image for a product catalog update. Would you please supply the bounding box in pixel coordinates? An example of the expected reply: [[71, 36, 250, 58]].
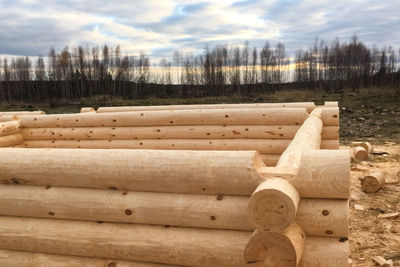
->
[[0, 0, 399, 62]]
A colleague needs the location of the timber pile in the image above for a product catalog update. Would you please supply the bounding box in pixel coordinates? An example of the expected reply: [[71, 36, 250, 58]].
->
[[0, 101, 349, 266], [0, 121, 24, 147]]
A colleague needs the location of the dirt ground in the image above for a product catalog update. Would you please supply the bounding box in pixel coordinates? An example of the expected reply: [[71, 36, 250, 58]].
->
[[346, 143, 400, 266]]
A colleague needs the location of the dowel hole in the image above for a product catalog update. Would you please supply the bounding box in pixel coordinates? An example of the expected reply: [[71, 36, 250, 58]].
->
[[202, 188, 206, 191], [262, 114, 265, 117], [333, 114, 338, 118], [164, 225, 170, 228], [245, 128, 249, 131], [206, 133, 210, 135], [122, 191, 128, 195], [113, 119, 117, 122], [170, 121, 174, 123], [210, 215, 216, 220], [34, 118, 37, 121], [301, 233, 304, 239], [108, 262, 116, 267], [225, 115, 229, 118], [139, 142, 143, 145], [339, 237, 348, 242], [48, 212, 55, 216], [45, 185, 51, 189], [125, 209, 133, 216], [112, 127, 115, 130], [140, 113, 144, 116], [322, 210, 330, 216], [75, 119, 79, 122], [280, 205, 284, 208], [97, 221, 104, 223], [216, 195, 224, 201], [108, 186, 117, 190], [90, 131, 93, 133], [157, 129, 161, 132], [325, 230, 333, 235]]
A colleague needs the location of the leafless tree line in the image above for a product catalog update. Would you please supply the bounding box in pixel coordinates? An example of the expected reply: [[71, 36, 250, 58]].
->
[[0, 36, 399, 102]]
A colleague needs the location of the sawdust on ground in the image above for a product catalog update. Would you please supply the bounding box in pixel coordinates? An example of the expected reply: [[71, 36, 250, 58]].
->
[[346, 143, 400, 266]]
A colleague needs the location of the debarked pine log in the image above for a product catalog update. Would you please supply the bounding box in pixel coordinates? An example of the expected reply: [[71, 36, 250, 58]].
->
[[0, 121, 22, 137], [21, 126, 339, 140], [0, 249, 177, 267], [96, 102, 316, 113], [0, 134, 24, 147], [18, 108, 309, 128], [0, 216, 348, 267], [0, 184, 348, 237]]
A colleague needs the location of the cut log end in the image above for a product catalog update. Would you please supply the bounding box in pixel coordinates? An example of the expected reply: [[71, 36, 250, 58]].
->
[[353, 146, 368, 161], [361, 172, 385, 193], [248, 178, 299, 231], [244, 224, 305, 267]]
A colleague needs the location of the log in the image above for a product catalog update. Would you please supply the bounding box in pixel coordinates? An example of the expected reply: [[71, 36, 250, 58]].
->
[[360, 172, 385, 193], [353, 146, 368, 161], [248, 109, 321, 230], [247, 178, 300, 231], [351, 141, 372, 153], [0, 184, 348, 236], [291, 150, 350, 199], [244, 223, 305, 266], [0, 184, 250, 231], [324, 101, 338, 107], [0, 115, 17, 122], [297, 199, 348, 237], [276, 108, 322, 170], [22, 125, 303, 140], [0, 249, 175, 267], [0, 121, 22, 137], [321, 107, 339, 126], [21, 139, 291, 154], [0, 216, 250, 267], [0, 134, 24, 147], [321, 139, 339, 149], [298, 236, 349, 267], [18, 108, 309, 127], [259, 154, 280, 166], [97, 102, 316, 113], [0, 111, 44, 115], [321, 126, 339, 139], [0, 148, 265, 196], [80, 107, 95, 113]]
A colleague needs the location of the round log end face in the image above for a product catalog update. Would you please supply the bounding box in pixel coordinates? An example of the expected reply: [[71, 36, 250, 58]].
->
[[361, 175, 383, 193], [244, 231, 298, 267], [248, 180, 298, 231], [353, 147, 368, 161]]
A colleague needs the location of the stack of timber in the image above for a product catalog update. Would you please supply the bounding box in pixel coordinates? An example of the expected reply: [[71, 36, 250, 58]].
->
[[0, 101, 348, 266], [0, 110, 45, 122], [17, 102, 339, 166], [0, 120, 24, 147]]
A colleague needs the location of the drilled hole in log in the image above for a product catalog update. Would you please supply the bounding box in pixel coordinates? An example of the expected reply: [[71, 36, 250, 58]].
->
[[125, 209, 133, 216], [210, 216, 216, 220], [333, 114, 338, 118], [322, 210, 330, 216], [157, 129, 161, 132], [262, 114, 265, 117], [202, 188, 206, 191], [122, 191, 128, 195], [108, 262, 116, 267], [140, 113, 144, 116], [325, 230, 333, 235], [75, 119, 79, 122], [164, 225, 170, 228], [48, 212, 55, 216], [34, 118, 37, 121], [97, 221, 104, 224], [206, 133, 210, 135], [339, 237, 348, 242], [216, 195, 224, 201], [225, 115, 229, 118], [108, 186, 117, 190], [45, 185, 51, 189], [170, 121, 174, 124]]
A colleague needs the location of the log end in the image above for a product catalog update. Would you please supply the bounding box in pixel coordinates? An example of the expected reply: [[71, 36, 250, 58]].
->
[[247, 178, 299, 231], [353, 146, 368, 161], [361, 172, 385, 193], [244, 224, 305, 267]]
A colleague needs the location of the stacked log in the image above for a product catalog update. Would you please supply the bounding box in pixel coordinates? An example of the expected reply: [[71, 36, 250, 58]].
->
[[16, 105, 339, 166], [245, 107, 349, 266], [0, 121, 23, 147], [0, 147, 349, 266]]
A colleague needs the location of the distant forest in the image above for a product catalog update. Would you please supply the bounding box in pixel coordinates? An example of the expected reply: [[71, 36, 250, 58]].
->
[[0, 35, 399, 102]]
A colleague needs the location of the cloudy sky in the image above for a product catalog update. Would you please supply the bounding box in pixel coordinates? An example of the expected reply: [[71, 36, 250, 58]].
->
[[1, 0, 399, 61]]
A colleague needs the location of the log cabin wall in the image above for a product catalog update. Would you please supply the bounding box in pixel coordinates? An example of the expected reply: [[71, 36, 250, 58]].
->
[[0, 102, 348, 266]]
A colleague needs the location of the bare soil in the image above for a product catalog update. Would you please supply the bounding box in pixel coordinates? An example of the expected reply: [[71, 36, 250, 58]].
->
[[347, 143, 400, 266]]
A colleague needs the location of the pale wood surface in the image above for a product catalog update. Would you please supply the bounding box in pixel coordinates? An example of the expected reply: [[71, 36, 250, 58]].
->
[[0, 148, 265, 196], [0, 134, 24, 147], [361, 172, 385, 193], [0, 121, 22, 137], [321, 107, 339, 126], [244, 223, 305, 267], [18, 108, 309, 128], [97, 102, 316, 113], [0, 216, 250, 267], [0, 249, 177, 267]]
